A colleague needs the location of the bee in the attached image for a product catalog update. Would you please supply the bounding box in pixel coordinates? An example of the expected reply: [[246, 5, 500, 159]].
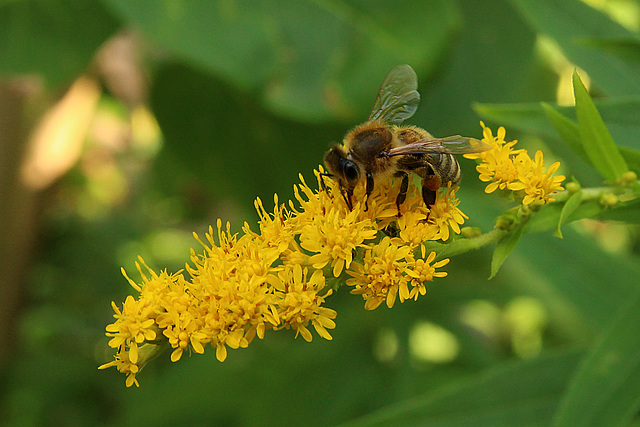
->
[[323, 64, 490, 213]]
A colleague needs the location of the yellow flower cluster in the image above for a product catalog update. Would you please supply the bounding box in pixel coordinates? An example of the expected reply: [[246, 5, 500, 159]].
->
[[100, 167, 464, 386], [348, 239, 449, 310], [465, 122, 566, 204]]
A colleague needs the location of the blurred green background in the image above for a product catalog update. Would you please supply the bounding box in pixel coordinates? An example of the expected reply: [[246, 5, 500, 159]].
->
[[1, 0, 640, 426]]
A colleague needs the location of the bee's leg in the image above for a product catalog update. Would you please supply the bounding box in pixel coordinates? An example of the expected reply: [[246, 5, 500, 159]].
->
[[338, 181, 353, 211], [394, 171, 409, 216], [422, 187, 436, 206], [319, 172, 333, 194], [383, 223, 400, 238], [421, 175, 441, 218], [364, 172, 374, 211], [345, 188, 354, 211]]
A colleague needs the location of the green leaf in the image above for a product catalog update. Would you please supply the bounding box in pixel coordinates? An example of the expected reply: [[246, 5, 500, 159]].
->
[[508, 0, 640, 96], [553, 190, 583, 239], [620, 146, 640, 174], [526, 197, 640, 235], [526, 200, 599, 234], [343, 350, 583, 427], [552, 290, 640, 427], [490, 220, 526, 279], [541, 102, 586, 160], [581, 36, 640, 73], [512, 228, 640, 334], [0, 0, 120, 87], [106, 0, 460, 121], [597, 197, 640, 223], [476, 97, 640, 151], [573, 70, 629, 182]]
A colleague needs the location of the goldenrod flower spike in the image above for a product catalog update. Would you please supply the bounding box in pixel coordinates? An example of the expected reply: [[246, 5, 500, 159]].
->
[[102, 161, 471, 386]]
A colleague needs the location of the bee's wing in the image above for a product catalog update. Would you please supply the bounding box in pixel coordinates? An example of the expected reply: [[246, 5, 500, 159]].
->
[[386, 136, 491, 157], [367, 64, 420, 126]]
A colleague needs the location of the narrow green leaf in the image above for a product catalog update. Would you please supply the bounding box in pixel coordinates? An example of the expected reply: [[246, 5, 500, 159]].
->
[[573, 71, 629, 182], [619, 146, 640, 174], [552, 290, 640, 427], [476, 97, 640, 151], [490, 221, 526, 279], [553, 190, 583, 239], [343, 350, 583, 427], [541, 102, 586, 161]]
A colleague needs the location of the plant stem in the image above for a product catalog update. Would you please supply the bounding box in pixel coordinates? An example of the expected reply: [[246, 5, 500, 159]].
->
[[552, 184, 639, 204], [424, 229, 507, 261]]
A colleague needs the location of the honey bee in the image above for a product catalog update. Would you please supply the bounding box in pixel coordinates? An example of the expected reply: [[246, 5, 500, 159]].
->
[[323, 64, 490, 213]]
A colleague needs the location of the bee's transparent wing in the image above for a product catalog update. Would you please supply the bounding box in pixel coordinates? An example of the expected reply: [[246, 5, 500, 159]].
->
[[386, 136, 491, 157], [367, 64, 420, 126]]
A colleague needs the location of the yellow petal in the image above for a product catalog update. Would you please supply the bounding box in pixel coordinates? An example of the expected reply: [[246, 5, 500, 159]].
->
[[485, 181, 501, 193], [216, 345, 227, 362], [129, 342, 139, 364], [170, 347, 183, 362]]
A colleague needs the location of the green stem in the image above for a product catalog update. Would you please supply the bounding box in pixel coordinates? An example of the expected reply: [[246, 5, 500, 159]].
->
[[552, 183, 639, 204], [423, 229, 507, 261], [419, 182, 640, 262]]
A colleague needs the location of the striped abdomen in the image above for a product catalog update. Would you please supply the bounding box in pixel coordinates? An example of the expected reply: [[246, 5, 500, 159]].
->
[[427, 153, 461, 185]]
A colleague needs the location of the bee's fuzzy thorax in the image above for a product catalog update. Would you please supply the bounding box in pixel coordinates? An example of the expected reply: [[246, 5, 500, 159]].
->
[[342, 120, 388, 150]]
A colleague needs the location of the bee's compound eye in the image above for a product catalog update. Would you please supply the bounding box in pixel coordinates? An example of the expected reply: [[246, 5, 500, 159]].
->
[[343, 160, 359, 182]]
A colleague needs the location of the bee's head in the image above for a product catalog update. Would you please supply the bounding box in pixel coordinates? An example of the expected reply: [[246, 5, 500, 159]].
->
[[324, 145, 361, 190]]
